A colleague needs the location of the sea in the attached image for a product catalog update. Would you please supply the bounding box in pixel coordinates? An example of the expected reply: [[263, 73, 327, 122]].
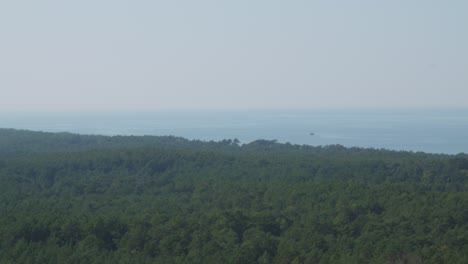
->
[[1, 109, 467, 154]]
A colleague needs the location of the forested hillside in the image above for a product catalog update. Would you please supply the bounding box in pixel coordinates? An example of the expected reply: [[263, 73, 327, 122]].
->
[[0, 128, 467, 263]]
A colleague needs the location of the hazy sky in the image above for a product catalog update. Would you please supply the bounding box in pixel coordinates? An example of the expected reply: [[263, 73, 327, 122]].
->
[[0, 0, 467, 111]]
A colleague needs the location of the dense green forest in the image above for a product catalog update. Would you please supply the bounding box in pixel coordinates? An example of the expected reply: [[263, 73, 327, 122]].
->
[[0, 128, 467, 263]]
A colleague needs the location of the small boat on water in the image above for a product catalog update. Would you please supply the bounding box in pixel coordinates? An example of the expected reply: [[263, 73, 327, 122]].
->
[[309, 132, 315, 136]]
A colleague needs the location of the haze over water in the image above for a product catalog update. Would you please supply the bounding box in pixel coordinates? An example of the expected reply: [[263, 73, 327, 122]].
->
[[1, 109, 467, 154]]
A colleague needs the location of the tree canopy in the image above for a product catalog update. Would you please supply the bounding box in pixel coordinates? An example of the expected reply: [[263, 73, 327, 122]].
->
[[0, 128, 467, 263]]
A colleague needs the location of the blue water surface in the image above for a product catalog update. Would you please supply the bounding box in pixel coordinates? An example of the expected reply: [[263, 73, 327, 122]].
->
[[1, 109, 467, 154]]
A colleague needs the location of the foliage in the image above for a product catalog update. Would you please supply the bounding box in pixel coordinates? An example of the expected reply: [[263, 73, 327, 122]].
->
[[0, 129, 467, 263]]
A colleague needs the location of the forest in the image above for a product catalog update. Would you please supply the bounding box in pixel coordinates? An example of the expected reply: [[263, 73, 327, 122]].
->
[[0, 128, 467, 263]]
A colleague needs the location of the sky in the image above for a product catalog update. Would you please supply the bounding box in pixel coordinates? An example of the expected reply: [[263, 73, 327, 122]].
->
[[0, 0, 467, 111]]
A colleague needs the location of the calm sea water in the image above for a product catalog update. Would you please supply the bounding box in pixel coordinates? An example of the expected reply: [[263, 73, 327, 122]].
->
[[1, 109, 468, 154]]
